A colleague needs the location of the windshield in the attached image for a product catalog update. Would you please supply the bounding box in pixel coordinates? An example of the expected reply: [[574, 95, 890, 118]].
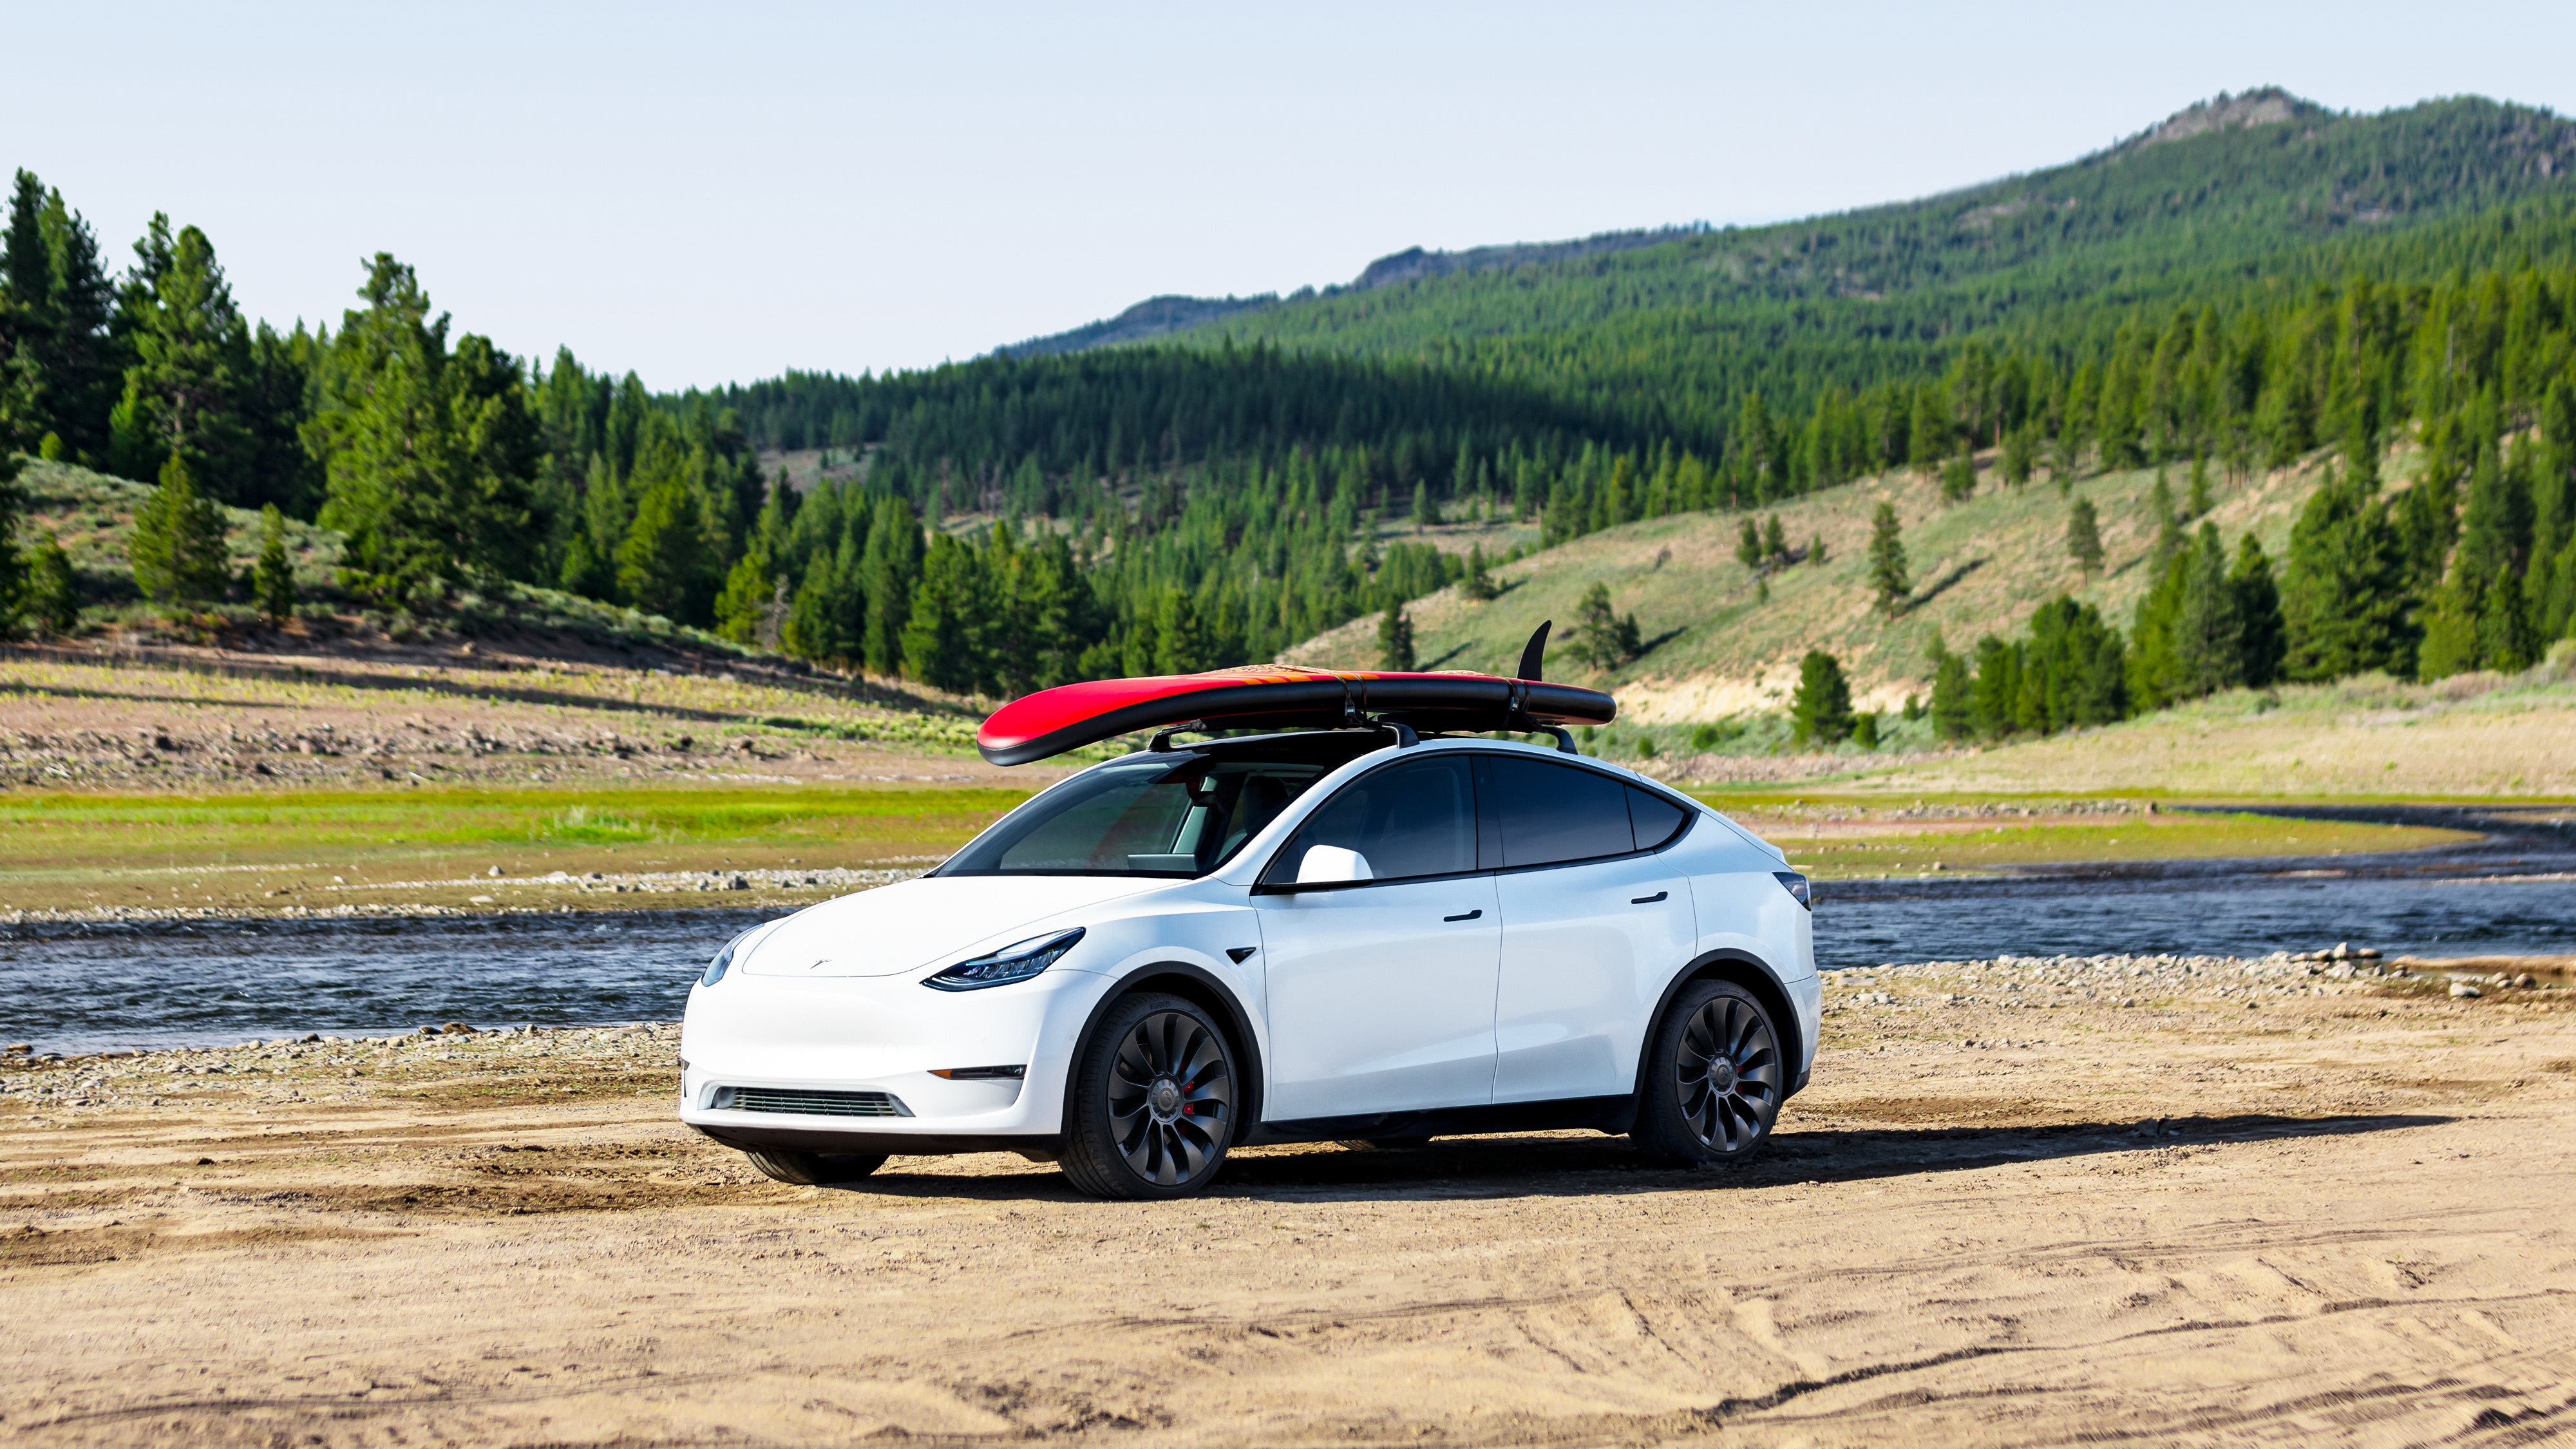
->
[[940, 755, 1325, 878]]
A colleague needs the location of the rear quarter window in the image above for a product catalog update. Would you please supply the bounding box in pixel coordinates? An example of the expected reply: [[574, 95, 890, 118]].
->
[[1626, 786, 1690, 851]]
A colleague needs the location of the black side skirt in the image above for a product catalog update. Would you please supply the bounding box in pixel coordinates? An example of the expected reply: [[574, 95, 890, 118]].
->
[[1242, 1095, 1634, 1146], [693, 1094, 1638, 1160]]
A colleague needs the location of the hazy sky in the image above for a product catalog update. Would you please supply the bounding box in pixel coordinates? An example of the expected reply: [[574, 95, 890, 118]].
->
[[10, 1, 2571, 388]]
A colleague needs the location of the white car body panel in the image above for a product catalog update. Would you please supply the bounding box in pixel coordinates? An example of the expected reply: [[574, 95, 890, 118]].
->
[[738, 874, 1162, 978], [678, 736, 1820, 1153], [1492, 848, 1697, 1104], [1255, 873, 1501, 1117]]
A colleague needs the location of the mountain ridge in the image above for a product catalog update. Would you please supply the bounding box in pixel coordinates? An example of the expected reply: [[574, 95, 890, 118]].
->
[[985, 89, 2576, 366]]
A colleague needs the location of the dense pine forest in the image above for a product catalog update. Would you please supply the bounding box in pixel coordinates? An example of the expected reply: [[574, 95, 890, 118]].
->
[[2, 89, 2575, 733]]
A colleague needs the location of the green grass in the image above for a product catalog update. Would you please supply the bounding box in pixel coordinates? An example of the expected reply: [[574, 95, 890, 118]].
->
[[1710, 806, 2476, 880], [0, 784, 1033, 913]]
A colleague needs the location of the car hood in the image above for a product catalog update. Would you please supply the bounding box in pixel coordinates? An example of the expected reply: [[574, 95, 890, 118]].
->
[[735, 873, 1163, 979]]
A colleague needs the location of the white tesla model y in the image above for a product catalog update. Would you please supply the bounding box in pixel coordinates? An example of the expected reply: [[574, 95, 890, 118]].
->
[[680, 694, 1820, 1199]]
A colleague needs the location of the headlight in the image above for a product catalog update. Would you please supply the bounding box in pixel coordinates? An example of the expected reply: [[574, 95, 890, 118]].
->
[[923, 927, 1085, 992], [701, 927, 757, 987]]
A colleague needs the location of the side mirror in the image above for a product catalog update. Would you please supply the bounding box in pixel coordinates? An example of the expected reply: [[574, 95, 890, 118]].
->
[[1294, 844, 1373, 886]]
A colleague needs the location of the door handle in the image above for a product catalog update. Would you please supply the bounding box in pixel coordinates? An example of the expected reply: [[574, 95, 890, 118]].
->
[[1443, 909, 1483, 922], [1629, 891, 1668, 905]]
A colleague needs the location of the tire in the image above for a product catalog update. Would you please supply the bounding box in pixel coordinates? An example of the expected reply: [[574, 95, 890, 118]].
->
[[1061, 992, 1240, 1200], [743, 1148, 887, 1186], [1631, 978, 1784, 1166]]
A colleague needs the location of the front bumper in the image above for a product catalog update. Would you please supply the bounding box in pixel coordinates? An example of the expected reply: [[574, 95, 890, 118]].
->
[[679, 959, 1115, 1150]]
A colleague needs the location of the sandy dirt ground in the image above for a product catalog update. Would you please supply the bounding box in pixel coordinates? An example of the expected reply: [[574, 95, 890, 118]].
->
[[2, 960, 2571, 1446]]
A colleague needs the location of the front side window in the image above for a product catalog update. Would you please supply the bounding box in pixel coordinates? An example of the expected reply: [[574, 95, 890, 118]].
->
[[1264, 755, 1475, 886], [942, 757, 1321, 877]]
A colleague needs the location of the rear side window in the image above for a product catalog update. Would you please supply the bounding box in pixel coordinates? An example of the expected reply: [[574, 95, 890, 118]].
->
[[1265, 755, 1476, 885], [1626, 786, 1690, 851], [1492, 756, 1633, 867]]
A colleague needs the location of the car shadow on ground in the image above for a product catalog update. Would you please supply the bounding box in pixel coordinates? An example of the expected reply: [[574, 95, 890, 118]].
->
[[829, 1112, 2452, 1204]]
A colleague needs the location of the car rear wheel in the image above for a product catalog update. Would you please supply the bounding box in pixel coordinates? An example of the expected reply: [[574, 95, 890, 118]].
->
[[742, 1148, 887, 1186], [1061, 992, 1238, 1200], [1632, 979, 1783, 1165]]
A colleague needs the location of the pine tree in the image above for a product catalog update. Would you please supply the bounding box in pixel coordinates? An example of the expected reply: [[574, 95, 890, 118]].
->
[[860, 497, 922, 675], [0, 173, 117, 460], [1867, 502, 1908, 614], [2186, 452, 2212, 516], [1460, 544, 1498, 601], [2230, 535, 2284, 687], [2280, 479, 2412, 681], [902, 533, 983, 689], [2000, 422, 2036, 486], [1907, 383, 1949, 471], [1928, 639, 1974, 742], [308, 256, 538, 603], [2414, 567, 2482, 680], [1410, 479, 1434, 532], [1789, 650, 1854, 745], [616, 478, 715, 622], [2344, 412, 2380, 491], [1807, 531, 1827, 567], [118, 219, 254, 500], [1968, 636, 2020, 737], [0, 449, 21, 627], [2067, 497, 2105, 580], [1376, 603, 1416, 671], [2148, 470, 2179, 571], [2170, 524, 2245, 699], [717, 548, 781, 646], [2049, 426, 2083, 493], [127, 453, 230, 607], [251, 504, 296, 625], [2454, 441, 2532, 587], [1735, 517, 1761, 569], [2474, 562, 2539, 672], [1939, 450, 1976, 503], [1761, 513, 1786, 562], [1568, 582, 1640, 670], [1152, 587, 1211, 675], [23, 528, 77, 635]]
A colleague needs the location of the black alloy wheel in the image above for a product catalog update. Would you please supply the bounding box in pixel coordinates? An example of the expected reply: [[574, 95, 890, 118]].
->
[[741, 1148, 887, 1186], [1633, 979, 1783, 1164], [1062, 992, 1238, 1199]]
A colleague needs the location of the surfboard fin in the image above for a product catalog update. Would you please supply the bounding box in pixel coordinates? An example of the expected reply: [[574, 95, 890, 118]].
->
[[1515, 621, 1551, 681]]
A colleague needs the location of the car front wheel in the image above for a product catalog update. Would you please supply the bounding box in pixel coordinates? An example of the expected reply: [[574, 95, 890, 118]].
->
[[1633, 979, 1783, 1164], [1061, 992, 1238, 1199]]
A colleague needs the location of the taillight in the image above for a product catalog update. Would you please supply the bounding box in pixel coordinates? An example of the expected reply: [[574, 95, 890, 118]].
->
[[1773, 871, 1812, 910]]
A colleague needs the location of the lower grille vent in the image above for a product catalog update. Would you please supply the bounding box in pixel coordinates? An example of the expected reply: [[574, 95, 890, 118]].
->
[[710, 1086, 911, 1117]]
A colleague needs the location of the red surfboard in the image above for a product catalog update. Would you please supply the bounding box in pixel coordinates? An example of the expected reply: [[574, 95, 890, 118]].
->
[[976, 646, 1616, 766]]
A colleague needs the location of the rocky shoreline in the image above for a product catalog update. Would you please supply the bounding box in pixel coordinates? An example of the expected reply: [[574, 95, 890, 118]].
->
[[4, 949, 2561, 1074], [1, 1021, 680, 1111], [0, 864, 937, 926]]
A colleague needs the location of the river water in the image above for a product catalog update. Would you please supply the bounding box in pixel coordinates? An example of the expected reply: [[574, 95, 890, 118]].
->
[[5, 858, 2571, 1056]]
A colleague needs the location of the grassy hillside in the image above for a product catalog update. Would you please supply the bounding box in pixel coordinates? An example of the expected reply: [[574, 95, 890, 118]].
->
[[1285, 448, 2362, 717], [16, 461, 783, 661]]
